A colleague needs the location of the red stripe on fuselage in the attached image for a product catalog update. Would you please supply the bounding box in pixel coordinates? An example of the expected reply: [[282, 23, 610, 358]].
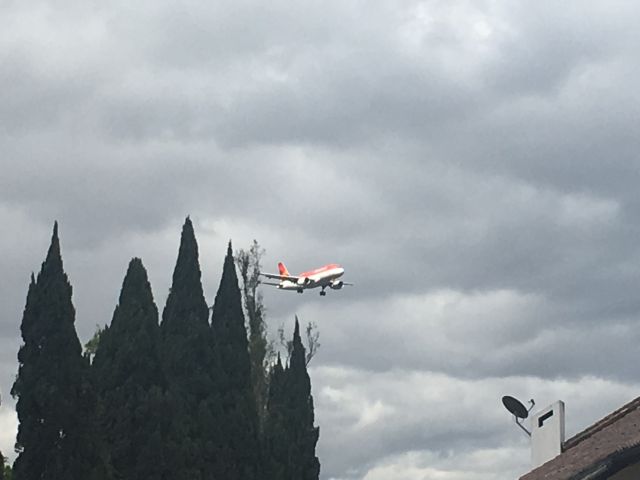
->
[[299, 264, 340, 277]]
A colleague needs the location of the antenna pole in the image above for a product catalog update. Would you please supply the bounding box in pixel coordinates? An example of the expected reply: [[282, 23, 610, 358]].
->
[[515, 417, 531, 437]]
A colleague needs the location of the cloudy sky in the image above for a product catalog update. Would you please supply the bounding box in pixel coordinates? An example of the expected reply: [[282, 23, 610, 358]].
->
[[2, 0, 640, 478]]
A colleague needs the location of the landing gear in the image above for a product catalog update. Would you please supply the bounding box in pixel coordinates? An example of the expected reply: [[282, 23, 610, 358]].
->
[[320, 288, 327, 296], [297, 288, 304, 294]]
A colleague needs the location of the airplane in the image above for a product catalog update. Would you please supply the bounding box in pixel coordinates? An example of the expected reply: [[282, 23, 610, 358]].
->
[[259, 262, 353, 296]]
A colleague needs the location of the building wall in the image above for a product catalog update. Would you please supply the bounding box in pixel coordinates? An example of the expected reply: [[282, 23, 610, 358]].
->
[[609, 462, 640, 480]]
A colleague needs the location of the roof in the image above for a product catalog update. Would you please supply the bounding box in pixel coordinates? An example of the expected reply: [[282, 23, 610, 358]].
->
[[520, 396, 640, 480]]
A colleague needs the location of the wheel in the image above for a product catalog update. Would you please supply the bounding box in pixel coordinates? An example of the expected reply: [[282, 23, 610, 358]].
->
[[320, 291, 326, 296], [297, 289, 303, 294]]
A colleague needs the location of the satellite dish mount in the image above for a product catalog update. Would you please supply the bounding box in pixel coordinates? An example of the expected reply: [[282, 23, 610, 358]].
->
[[502, 395, 535, 437]]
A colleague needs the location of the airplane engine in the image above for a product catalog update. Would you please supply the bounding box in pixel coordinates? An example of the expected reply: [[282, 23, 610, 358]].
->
[[330, 280, 344, 290], [298, 277, 312, 286]]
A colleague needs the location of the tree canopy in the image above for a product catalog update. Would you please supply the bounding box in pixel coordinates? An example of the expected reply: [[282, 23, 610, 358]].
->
[[209, 242, 261, 479], [11, 221, 321, 480], [160, 217, 216, 479], [11, 222, 112, 480], [93, 258, 166, 480], [265, 319, 320, 480]]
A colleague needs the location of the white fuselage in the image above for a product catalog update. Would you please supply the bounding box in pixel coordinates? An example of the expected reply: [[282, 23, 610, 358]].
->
[[279, 265, 345, 291]]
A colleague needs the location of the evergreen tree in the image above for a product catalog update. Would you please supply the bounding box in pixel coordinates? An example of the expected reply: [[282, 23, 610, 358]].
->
[[263, 353, 287, 480], [92, 258, 167, 480], [160, 217, 216, 479], [264, 320, 320, 480], [11, 222, 112, 480], [0, 450, 4, 480], [286, 319, 320, 480], [210, 242, 261, 479]]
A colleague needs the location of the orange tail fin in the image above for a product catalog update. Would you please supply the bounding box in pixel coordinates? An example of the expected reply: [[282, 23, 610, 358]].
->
[[278, 262, 290, 277]]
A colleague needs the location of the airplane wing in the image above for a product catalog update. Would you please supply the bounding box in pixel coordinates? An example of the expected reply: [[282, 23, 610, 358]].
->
[[342, 282, 354, 286], [259, 272, 301, 282], [258, 280, 282, 287]]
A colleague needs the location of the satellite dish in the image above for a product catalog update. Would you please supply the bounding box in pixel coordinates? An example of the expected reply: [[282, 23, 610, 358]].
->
[[501, 395, 535, 437], [502, 395, 529, 419]]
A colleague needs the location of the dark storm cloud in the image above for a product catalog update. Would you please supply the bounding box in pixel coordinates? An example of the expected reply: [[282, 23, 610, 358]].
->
[[0, 139, 310, 249], [3, 1, 640, 478]]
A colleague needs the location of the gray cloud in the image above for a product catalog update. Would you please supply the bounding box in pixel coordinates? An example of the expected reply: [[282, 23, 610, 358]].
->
[[311, 367, 640, 479]]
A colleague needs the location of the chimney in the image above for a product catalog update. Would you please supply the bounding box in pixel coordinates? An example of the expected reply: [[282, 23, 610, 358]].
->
[[531, 401, 565, 469]]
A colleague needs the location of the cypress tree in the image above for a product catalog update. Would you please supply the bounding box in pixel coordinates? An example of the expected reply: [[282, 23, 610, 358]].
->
[[92, 258, 166, 480], [263, 354, 287, 480], [209, 242, 260, 479], [286, 319, 320, 480], [160, 217, 216, 479], [11, 222, 112, 480], [264, 320, 320, 480]]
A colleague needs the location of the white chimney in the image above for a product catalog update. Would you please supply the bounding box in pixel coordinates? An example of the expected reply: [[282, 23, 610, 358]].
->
[[531, 401, 565, 469]]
